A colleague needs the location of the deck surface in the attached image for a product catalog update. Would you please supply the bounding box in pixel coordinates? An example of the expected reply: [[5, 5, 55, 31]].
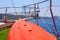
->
[[0, 23, 13, 30]]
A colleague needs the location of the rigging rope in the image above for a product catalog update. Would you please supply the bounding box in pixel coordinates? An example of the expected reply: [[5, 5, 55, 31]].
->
[[11, 0, 17, 16], [40, 5, 60, 9], [43, 7, 49, 17], [38, 6, 55, 35], [38, 7, 53, 34], [40, 18, 53, 35], [22, 0, 49, 7]]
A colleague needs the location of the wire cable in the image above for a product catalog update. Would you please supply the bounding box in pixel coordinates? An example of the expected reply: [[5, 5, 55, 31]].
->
[[40, 18, 54, 35], [43, 7, 49, 17], [11, 0, 17, 15], [22, 0, 49, 7]]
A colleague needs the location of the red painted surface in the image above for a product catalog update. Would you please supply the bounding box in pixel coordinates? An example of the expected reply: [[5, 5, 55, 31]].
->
[[8, 19, 56, 40]]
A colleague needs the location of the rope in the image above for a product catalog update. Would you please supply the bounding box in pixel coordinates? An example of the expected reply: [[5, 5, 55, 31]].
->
[[38, 6, 52, 33], [34, 5, 53, 33], [11, 0, 17, 15], [43, 7, 49, 17], [40, 5, 60, 9], [10, 0, 19, 20], [40, 18, 54, 35], [22, 0, 49, 7], [0, 5, 60, 9], [39, 7, 53, 34]]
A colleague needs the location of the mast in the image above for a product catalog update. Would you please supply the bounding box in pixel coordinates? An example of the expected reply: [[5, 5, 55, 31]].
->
[[50, 0, 58, 40]]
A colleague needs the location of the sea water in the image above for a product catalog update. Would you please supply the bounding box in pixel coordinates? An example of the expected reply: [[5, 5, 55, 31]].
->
[[29, 18, 60, 40]]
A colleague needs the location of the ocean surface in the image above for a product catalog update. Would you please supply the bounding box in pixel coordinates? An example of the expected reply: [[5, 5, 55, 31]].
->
[[29, 18, 60, 40]]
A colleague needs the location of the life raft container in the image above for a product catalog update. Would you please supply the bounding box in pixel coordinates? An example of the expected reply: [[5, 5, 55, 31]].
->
[[8, 19, 56, 40]]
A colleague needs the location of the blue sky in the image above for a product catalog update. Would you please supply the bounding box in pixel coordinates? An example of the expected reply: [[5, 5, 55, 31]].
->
[[0, 0, 60, 17]]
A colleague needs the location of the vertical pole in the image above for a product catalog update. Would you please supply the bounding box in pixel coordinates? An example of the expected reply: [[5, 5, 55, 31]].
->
[[5, 8, 7, 16], [23, 6, 26, 17], [29, 7, 31, 17], [50, 0, 58, 40], [34, 4, 36, 17], [34, 4, 40, 17], [3, 8, 8, 23], [34, 4, 40, 25]]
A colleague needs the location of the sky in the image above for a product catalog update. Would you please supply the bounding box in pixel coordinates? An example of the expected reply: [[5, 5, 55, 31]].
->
[[0, 0, 60, 17]]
